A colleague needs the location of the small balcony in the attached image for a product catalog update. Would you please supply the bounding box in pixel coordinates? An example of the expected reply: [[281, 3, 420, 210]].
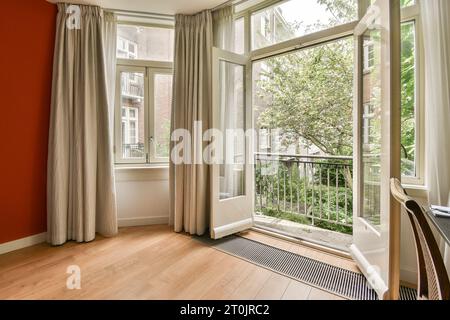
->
[[255, 153, 353, 251], [121, 75, 144, 99], [122, 143, 145, 159]]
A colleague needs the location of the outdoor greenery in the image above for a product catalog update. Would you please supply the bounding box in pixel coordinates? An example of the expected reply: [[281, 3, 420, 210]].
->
[[254, 0, 417, 234]]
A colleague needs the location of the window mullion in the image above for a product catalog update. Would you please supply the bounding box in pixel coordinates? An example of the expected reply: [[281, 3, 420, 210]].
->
[[145, 67, 151, 164]]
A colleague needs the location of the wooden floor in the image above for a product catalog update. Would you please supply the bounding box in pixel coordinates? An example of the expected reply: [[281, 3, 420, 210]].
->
[[0, 226, 357, 300]]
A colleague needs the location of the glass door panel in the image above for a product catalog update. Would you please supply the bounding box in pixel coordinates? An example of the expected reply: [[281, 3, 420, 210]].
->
[[219, 61, 246, 200], [361, 28, 382, 227], [117, 68, 147, 163]]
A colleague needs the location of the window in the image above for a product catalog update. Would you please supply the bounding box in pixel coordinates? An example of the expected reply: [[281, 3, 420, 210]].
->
[[115, 24, 174, 165], [253, 36, 354, 158], [118, 37, 138, 59], [152, 73, 173, 161], [239, 0, 423, 184], [117, 25, 174, 62], [250, 0, 358, 50], [118, 70, 145, 161], [400, 20, 418, 179], [234, 17, 245, 54], [122, 107, 139, 144], [363, 41, 375, 72]]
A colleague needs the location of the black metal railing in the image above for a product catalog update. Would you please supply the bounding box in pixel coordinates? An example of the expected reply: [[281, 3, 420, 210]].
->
[[255, 153, 353, 233]]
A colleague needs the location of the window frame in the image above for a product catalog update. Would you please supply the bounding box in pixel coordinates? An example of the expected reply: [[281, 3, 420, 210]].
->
[[234, 0, 424, 186], [114, 23, 174, 166]]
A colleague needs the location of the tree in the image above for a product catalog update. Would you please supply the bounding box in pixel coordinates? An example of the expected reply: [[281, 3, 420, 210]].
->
[[257, 38, 354, 156], [256, 0, 416, 170]]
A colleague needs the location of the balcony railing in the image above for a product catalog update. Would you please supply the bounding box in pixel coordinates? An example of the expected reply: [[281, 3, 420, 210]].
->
[[121, 75, 144, 98], [122, 143, 145, 159], [255, 153, 353, 234]]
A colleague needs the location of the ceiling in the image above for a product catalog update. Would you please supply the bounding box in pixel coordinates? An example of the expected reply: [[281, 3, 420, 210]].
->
[[47, 0, 228, 15]]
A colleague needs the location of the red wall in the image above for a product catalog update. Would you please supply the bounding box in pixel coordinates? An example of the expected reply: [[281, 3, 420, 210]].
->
[[0, 1, 57, 244]]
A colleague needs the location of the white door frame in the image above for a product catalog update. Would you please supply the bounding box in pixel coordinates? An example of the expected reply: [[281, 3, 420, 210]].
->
[[210, 47, 254, 239], [350, 0, 402, 300]]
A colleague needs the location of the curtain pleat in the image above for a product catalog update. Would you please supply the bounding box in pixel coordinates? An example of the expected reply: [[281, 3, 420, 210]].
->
[[47, 4, 117, 245]]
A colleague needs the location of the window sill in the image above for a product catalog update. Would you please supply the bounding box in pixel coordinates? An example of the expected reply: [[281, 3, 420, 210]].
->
[[403, 183, 428, 199], [115, 164, 169, 171]]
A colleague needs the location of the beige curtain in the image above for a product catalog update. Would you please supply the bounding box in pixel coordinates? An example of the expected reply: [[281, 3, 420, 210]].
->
[[170, 11, 213, 235], [47, 4, 118, 245], [421, 0, 450, 278]]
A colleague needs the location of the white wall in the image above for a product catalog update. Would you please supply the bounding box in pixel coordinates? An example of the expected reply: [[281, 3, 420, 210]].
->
[[115, 167, 170, 227], [399, 188, 430, 285], [114, 167, 422, 285]]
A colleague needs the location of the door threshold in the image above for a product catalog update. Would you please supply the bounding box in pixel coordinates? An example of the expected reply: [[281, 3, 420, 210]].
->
[[248, 226, 353, 260]]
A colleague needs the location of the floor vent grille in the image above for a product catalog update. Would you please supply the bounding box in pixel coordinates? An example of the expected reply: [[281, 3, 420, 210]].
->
[[199, 235, 416, 300]]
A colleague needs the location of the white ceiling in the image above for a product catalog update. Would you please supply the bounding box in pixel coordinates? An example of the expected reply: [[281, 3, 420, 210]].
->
[[47, 0, 228, 15]]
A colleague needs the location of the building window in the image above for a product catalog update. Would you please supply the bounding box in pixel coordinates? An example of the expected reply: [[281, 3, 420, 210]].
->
[[250, 0, 358, 51], [363, 42, 375, 73], [118, 37, 138, 59], [115, 23, 174, 165]]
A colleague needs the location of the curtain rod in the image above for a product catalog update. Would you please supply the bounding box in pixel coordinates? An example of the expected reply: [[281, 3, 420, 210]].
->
[[106, 0, 250, 17], [105, 8, 175, 19]]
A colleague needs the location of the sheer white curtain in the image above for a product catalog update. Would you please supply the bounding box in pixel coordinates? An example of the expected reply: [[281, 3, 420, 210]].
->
[[213, 6, 243, 199], [47, 4, 118, 245], [420, 0, 450, 277]]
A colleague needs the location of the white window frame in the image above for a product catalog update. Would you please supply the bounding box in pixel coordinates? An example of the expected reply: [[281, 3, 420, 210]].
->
[[115, 23, 174, 166], [234, 0, 424, 186]]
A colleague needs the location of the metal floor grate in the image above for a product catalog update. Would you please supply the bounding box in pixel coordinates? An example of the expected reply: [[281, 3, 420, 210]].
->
[[198, 235, 416, 300]]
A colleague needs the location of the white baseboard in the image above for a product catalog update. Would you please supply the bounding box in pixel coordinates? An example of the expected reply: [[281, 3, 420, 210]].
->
[[118, 216, 169, 227], [0, 233, 47, 256]]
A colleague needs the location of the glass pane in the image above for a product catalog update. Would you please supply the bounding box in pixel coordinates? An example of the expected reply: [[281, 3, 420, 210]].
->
[[253, 37, 354, 157], [120, 71, 145, 160], [252, 37, 354, 238], [361, 28, 382, 227], [251, 0, 357, 50], [400, 21, 416, 177], [401, 0, 415, 7], [219, 61, 246, 200], [154, 74, 173, 159], [117, 25, 174, 62]]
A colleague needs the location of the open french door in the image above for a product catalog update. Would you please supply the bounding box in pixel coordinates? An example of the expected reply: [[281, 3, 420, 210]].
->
[[351, 0, 402, 300], [210, 48, 254, 240]]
